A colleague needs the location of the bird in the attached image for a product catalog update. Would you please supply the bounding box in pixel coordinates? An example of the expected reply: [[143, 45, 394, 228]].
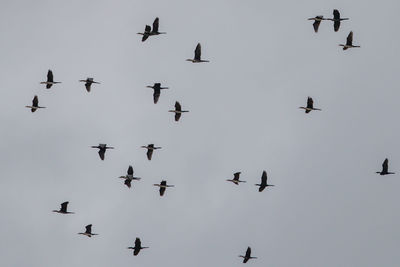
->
[[25, 95, 46, 112], [239, 247, 257, 263], [91, 144, 114, 160], [226, 172, 246, 185], [146, 83, 169, 104], [308, 16, 326, 33], [78, 224, 98, 237], [52, 201, 74, 214], [339, 31, 360, 50], [79, 78, 100, 92], [376, 158, 395, 175], [327, 9, 349, 32], [141, 144, 162, 161], [299, 97, 321, 113], [255, 171, 274, 192], [40, 69, 61, 89], [119, 165, 141, 188], [153, 180, 174, 196], [128, 238, 149, 256], [186, 43, 209, 63], [169, 101, 189, 122], [137, 17, 166, 42]]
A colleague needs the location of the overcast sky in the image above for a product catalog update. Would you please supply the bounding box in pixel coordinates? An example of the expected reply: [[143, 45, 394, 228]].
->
[[1, 0, 400, 266]]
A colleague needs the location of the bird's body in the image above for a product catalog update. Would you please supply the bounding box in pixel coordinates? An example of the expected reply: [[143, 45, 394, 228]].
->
[[25, 95, 46, 112], [376, 158, 395, 175], [146, 83, 169, 104], [239, 247, 257, 263], [186, 43, 209, 63], [52, 201, 74, 214], [137, 17, 166, 42], [327, 9, 349, 32], [169, 101, 189, 121], [226, 172, 246, 185], [339, 31, 360, 50], [299, 97, 321, 113], [308, 16, 325, 33], [141, 144, 161, 160], [78, 224, 98, 237], [128, 238, 149, 256], [119, 165, 141, 188], [153, 180, 174, 196], [79, 78, 100, 92], [40, 70, 61, 89], [255, 171, 274, 192], [91, 144, 114, 160]]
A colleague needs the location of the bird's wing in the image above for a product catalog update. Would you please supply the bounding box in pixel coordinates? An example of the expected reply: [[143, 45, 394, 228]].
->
[[160, 186, 166, 196], [153, 91, 160, 104], [32, 95, 38, 107], [307, 97, 314, 109], [85, 83, 91, 92], [261, 171, 267, 184], [147, 149, 153, 160], [346, 31, 353, 46], [135, 238, 141, 247], [124, 179, 132, 188], [47, 70, 54, 82], [194, 43, 201, 61], [98, 149, 105, 160], [334, 21, 340, 32], [152, 17, 159, 33], [128, 165, 133, 175], [383, 158, 389, 173], [175, 101, 182, 111], [313, 20, 321, 33], [233, 172, 241, 180], [246, 247, 251, 257], [175, 112, 181, 122], [142, 34, 149, 42], [145, 25, 151, 33], [85, 224, 92, 234], [61, 201, 69, 212], [333, 9, 340, 20]]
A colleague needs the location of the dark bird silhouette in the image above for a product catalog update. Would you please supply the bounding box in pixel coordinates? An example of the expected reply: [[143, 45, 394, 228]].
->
[[327, 9, 349, 32], [308, 16, 326, 33], [119, 165, 141, 188], [186, 43, 209, 63], [226, 172, 246, 185], [146, 83, 169, 104], [169, 101, 189, 121], [79, 78, 100, 92], [255, 171, 274, 192], [40, 70, 61, 89], [239, 247, 257, 263], [78, 224, 98, 237], [52, 201, 74, 214], [141, 144, 162, 160], [153, 180, 174, 196], [128, 238, 149, 256], [376, 158, 395, 175], [339, 31, 360, 50], [137, 17, 166, 42], [25, 95, 46, 112], [91, 144, 114, 160], [299, 97, 321, 113]]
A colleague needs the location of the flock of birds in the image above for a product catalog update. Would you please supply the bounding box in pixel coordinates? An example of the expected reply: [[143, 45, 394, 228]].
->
[[23, 10, 396, 264]]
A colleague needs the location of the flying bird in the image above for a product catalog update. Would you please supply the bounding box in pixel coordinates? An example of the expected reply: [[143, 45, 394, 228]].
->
[[119, 165, 141, 188], [226, 172, 246, 185], [91, 144, 114, 160], [153, 180, 174, 196], [308, 16, 326, 33], [299, 97, 321, 113], [169, 101, 189, 122], [78, 224, 98, 237], [255, 171, 274, 192], [146, 83, 169, 104], [25, 95, 46, 112], [128, 238, 149, 256], [186, 43, 209, 63], [376, 158, 395, 175], [137, 17, 166, 42], [141, 144, 162, 161], [327, 9, 349, 32], [52, 201, 74, 214], [40, 69, 61, 89], [239, 247, 257, 263], [339, 31, 360, 50], [79, 78, 100, 92]]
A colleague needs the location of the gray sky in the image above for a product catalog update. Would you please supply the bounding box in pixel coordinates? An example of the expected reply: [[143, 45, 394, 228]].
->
[[1, 0, 400, 266]]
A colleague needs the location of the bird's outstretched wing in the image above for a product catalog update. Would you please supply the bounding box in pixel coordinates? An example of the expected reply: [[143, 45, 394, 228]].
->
[[194, 43, 201, 61], [346, 31, 353, 46], [152, 17, 159, 33]]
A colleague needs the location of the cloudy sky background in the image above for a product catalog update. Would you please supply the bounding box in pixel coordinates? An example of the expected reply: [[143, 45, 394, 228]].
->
[[0, 0, 400, 266]]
